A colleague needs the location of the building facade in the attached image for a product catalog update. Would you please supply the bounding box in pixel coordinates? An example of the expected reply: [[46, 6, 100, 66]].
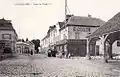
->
[[56, 15, 105, 57], [0, 18, 18, 55], [41, 15, 105, 57], [87, 12, 120, 62], [40, 33, 50, 53], [16, 41, 35, 54]]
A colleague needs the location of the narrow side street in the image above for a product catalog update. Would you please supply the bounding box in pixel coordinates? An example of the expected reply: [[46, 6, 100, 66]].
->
[[0, 54, 120, 77]]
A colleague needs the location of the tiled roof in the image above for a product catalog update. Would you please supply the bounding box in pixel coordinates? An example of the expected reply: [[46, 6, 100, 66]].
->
[[67, 16, 105, 27], [0, 18, 18, 37], [59, 15, 105, 31], [89, 12, 120, 38], [0, 18, 11, 23], [0, 18, 14, 30]]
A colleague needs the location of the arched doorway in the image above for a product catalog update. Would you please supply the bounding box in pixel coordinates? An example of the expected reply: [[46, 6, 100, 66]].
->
[[87, 31, 120, 62], [104, 31, 120, 60], [89, 37, 100, 56], [86, 12, 120, 63]]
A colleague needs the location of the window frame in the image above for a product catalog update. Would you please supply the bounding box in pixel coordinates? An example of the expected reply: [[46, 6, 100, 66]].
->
[[2, 34, 11, 40]]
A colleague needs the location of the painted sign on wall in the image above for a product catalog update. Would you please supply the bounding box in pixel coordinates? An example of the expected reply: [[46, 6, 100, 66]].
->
[[73, 26, 90, 32]]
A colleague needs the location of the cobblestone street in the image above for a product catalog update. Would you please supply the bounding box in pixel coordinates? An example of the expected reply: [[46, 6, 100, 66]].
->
[[0, 54, 120, 77]]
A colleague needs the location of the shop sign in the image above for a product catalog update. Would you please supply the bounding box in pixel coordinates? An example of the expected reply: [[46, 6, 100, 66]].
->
[[73, 26, 90, 32]]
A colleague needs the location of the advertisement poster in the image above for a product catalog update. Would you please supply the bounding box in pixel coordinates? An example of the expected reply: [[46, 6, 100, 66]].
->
[[0, 0, 120, 77]]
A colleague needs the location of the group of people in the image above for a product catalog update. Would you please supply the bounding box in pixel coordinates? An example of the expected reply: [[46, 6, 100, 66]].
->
[[47, 49, 74, 58], [47, 49, 57, 57]]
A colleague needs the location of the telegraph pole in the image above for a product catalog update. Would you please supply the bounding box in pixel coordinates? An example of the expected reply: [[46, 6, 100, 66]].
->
[[65, 0, 67, 20]]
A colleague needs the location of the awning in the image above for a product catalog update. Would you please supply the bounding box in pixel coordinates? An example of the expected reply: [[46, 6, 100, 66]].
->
[[56, 39, 67, 45], [55, 39, 87, 45]]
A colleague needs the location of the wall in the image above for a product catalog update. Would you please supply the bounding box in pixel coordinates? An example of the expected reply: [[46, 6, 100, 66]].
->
[[68, 26, 91, 39], [41, 24, 60, 52], [59, 26, 98, 57], [41, 37, 50, 53], [60, 27, 68, 40], [0, 30, 17, 52], [68, 40, 87, 57], [96, 39, 104, 55], [112, 41, 120, 54], [60, 26, 99, 40], [0, 30, 17, 41], [96, 39, 120, 57]]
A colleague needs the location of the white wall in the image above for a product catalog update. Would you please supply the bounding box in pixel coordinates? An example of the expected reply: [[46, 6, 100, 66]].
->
[[96, 39, 120, 55], [96, 39, 104, 54], [60, 27, 68, 40], [41, 37, 50, 48], [68, 26, 91, 39], [60, 26, 97, 40], [112, 41, 120, 54]]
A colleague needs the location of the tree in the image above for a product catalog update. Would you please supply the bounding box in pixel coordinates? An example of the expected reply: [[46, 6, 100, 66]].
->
[[26, 38, 29, 41], [31, 39, 40, 53]]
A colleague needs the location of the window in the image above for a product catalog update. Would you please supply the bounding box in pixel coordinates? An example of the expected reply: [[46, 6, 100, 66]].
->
[[63, 34, 67, 39], [88, 28, 91, 32], [75, 32, 79, 39], [2, 34, 11, 39], [117, 40, 120, 46], [64, 45, 67, 51], [0, 43, 5, 49]]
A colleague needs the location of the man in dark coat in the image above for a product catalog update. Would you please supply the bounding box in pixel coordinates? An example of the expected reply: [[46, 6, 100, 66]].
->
[[47, 49, 51, 57], [31, 50, 33, 55]]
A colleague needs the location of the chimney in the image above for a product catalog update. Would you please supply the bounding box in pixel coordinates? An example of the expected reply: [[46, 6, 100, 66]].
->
[[66, 14, 73, 21]]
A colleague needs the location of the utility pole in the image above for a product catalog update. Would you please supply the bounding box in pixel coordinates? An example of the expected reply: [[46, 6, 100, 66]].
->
[[65, 0, 67, 20]]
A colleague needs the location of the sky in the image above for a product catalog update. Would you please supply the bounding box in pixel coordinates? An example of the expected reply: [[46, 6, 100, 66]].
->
[[0, 0, 120, 40]]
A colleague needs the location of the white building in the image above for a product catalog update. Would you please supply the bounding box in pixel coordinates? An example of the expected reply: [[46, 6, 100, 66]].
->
[[16, 41, 35, 54], [41, 15, 105, 57], [56, 15, 105, 57], [41, 23, 60, 53], [40, 34, 50, 53]]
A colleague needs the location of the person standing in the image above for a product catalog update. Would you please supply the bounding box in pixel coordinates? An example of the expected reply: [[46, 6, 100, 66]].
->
[[31, 50, 33, 55], [47, 49, 51, 57]]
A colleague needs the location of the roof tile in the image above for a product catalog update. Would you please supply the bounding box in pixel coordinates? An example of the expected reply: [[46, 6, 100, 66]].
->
[[89, 12, 120, 38], [67, 16, 105, 26]]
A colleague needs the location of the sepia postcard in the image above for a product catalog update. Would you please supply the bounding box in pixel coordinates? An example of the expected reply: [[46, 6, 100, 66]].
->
[[0, 0, 120, 77]]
